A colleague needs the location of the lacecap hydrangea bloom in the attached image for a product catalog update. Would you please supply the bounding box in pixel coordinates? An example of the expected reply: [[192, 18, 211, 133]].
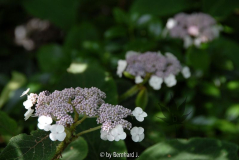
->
[[117, 51, 191, 90], [166, 13, 222, 48], [21, 87, 147, 142]]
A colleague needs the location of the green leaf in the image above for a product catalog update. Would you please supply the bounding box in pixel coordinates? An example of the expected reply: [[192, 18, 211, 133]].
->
[[0, 130, 60, 160], [64, 23, 99, 50], [62, 137, 88, 160], [22, 0, 79, 30], [0, 72, 26, 108], [130, 0, 192, 16], [135, 88, 148, 110], [186, 47, 210, 71], [113, 8, 129, 24], [202, 0, 239, 19], [137, 138, 239, 160], [104, 26, 127, 39], [0, 111, 18, 137], [37, 44, 71, 73], [77, 118, 127, 160], [201, 82, 220, 97]]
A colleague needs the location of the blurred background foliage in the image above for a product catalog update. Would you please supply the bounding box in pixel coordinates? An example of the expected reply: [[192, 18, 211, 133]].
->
[[1, 0, 239, 159]]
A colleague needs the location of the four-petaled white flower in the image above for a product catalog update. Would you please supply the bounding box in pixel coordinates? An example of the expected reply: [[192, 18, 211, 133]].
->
[[49, 124, 66, 141], [181, 66, 191, 79], [100, 125, 127, 141], [117, 60, 127, 77], [132, 107, 147, 122], [24, 109, 34, 121], [166, 18, 176, 29], [20, 88, 30, 97], [23, 100, 33, 109], [37, 115, 53, 131], [164, 74, 177, 87], [149, 75, 163, 90], [130, 126, 145, 142], [135, 76, 143, 84]]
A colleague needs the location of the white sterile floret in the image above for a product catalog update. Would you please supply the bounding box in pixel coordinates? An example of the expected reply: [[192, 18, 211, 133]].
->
[[20, 88, 30, 97], [181, 66, 191, 79], [183, 36, 193, 48], [132, 107, 147, 122], [100, 125, 126, 141], [130, 126, 145, 142], [49, 124, 66, 141], [24, 109, 34, 121], [108, 125, 126, 141], [38, 115, 53, 131], [135, 76, 143, 84], [100, 129, 109, 141], [166, 18, 176, 29], [117, 60, 127, 77], [164, 74, 177, 87], [149, 75, 163, 90], [23, 100, 33, 109]]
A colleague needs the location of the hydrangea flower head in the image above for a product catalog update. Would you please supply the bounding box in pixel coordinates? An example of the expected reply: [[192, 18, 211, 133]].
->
[[166, 12, 221, 48], [117, 51, 190, 90]]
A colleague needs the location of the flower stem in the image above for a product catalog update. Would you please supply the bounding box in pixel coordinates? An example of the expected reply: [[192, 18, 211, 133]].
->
[[76, 125, 102, 137], [118, 85, 139, 103], [74, 115, 87, 127]]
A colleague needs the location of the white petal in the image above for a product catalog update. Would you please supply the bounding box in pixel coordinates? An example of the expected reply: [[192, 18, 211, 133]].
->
[[38, 116, 47, 123], [181, 66, 191, 79], [134, 107, 143, 114], [44, 124, 51, 131], [45, 117, 53, 125], [119, 132, 126, 140], [166, 18, 176, 29], [117, 60, 127, 77], [56, 132, 66, 141], [107, 134, 115, 141], [24, 109, 34, 121], [135, 76, 143, 84], [23, 100, 33, 109], [50, 125, 58, 133], [110, 128, 118, 136], [49, 133, 57, 141], [20, 88, 30, 97], [149, 76, 163, 90], [114, 136, 120, 141], [55, 125, 65, 133], [164, 74, 177, 87], [138, 133, 145, 142], [100, 133, 108, 140], [136, 116, 144, 122], [130, 127, 139, 136], [141, 112, 147, 117], [37, 123, 45, 130], [184, 36, 193, 48], [132, 135, 140, 142], [138, 127, 144, 134]]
